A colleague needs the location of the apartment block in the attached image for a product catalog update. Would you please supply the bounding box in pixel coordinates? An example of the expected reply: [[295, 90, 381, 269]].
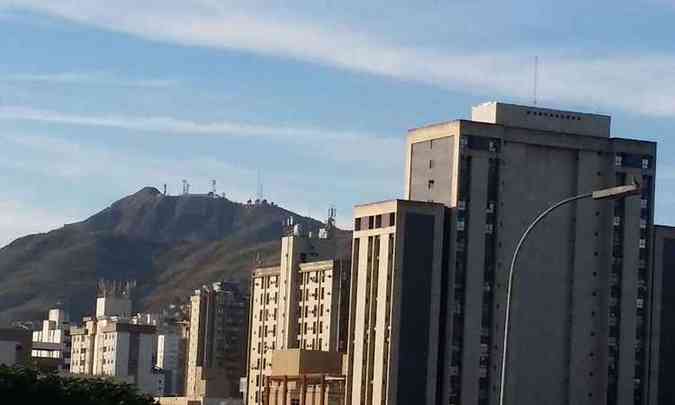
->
[[31, 307, 71, 369], [648, 225, 675, 405], [69, 281, 160, 395], [185, 281, 247, 401], [157, 328, 188, 396], [297, 259, 350, 352], [70, 317, 158, 393], [345, 200, 447, 405], [246, 224, 350, 405], [403, 102, 656, 405]]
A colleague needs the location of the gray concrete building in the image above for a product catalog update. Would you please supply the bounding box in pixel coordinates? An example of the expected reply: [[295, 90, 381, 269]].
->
[[403, 101, 657, 405], [186, 281, 248, 401], [648, 225, 675, 405]]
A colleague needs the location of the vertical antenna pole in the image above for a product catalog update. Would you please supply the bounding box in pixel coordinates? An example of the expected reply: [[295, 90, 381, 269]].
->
[[534, 56, 539, 106], [256, 170, 263, 201]]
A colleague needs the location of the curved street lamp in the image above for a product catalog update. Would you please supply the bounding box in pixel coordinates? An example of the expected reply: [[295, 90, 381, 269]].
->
[[498, 181, 641, 405]]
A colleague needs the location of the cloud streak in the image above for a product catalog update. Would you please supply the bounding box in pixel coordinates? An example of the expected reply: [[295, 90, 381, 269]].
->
[[2, 1, 675, 117], [1, 72, 178, 88], [0, 105, 403, 169]]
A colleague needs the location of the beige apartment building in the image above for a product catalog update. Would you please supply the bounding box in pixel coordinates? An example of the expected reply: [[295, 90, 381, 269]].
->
[[70, 317, 158, 392], [70, 281, 160, 395], [246, 224, 350, 405], [345, 199, 447, 405]]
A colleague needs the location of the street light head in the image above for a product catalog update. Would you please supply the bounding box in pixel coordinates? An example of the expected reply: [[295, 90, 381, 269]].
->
[[591, 179, 641, 201]]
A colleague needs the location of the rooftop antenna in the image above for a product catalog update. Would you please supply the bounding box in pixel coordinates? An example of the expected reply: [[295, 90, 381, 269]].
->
[[533, 56, 539, 106], [163, 184, 167, 196], [212, 179, 217, 196]]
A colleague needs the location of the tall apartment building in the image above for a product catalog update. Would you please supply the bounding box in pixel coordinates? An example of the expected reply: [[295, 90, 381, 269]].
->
[[246, 223, 350, 405], [407, 102, 656, 405], [346, 200, 447, 405], [185, 281, 247, 401], [346, 101, 657, 405], [70, 281, 160, 395], [31, 307, 71, 369], [648, 225, 675, 405]]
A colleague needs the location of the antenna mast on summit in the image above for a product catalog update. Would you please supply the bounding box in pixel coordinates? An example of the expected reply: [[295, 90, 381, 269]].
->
[[256, 170, 263, 201]]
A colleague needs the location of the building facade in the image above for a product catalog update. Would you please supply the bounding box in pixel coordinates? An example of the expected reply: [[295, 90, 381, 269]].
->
[[157, 328, 188, 396], [648, 225, 675, 405], [185, 281, 247, 401], [0, 328, 32, 366], [246, 226, 350, 405], [263, 349, 346, 405], [70, 281, 160, 395], [345, 199, 447, 405], [401, 102, 656, 405], [70, 317, 158, 393], [31, 308, 71, 369]]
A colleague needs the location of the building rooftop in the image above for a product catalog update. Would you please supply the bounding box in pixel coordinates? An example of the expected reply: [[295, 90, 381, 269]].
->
[[253, 265, 281, 277], [471, 101, 611, 137]]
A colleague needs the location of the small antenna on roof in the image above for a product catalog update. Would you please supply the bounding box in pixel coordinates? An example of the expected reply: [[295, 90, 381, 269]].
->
[[533, 56, 539, 106]]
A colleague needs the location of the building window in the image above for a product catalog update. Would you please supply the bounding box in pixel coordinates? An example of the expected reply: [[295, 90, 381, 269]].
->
[[354, 217, 361, 231]]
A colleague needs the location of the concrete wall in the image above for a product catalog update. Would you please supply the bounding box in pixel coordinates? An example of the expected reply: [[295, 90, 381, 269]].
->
[[0, 328, 32, 366], [270, 349, 342, 376], [648, 225, 675, 405]]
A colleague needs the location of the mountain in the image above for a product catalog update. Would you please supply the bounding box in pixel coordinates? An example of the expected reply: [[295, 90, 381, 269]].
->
[[0, 187, 350, 323]]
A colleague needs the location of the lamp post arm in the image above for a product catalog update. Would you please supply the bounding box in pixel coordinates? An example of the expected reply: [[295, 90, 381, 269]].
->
[[498, 191, 592, 405]]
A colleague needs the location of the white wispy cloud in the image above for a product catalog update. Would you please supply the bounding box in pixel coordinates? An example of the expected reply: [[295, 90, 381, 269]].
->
[[0, 199, 77, 248], [2, 1, 675, 117], [0, 105, 403, 169], [1, 72, 178, 88]]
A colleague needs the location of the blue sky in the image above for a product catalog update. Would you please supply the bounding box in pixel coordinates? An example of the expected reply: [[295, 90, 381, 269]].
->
[[1, 0, 675, 246]]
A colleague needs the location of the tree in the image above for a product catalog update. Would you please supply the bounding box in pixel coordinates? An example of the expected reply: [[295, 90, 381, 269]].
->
[[0, 365, 158, 405]]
